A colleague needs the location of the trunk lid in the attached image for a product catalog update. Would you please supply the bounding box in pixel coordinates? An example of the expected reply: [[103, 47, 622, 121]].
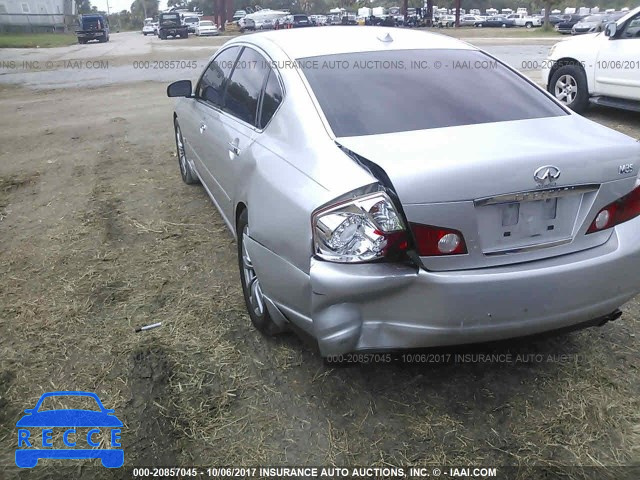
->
[[337, 116, 640, 270]]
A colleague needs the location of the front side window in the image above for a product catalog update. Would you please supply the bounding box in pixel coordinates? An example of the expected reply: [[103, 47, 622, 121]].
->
[[197, 46, 240, 107], [300, 49, 566, 138], [223, 47, 269, 125], [620, 13, 640, 38]]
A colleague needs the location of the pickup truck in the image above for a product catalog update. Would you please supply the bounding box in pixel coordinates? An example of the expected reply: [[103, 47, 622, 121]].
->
[[75, 14, 110, 44], [542, 6, 640, 113], [157, 12, 188, 39], [506, 13, 541, 28]]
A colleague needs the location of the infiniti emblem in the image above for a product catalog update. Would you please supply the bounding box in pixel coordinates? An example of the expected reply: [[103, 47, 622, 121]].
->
[[533, 165, 561, 186]]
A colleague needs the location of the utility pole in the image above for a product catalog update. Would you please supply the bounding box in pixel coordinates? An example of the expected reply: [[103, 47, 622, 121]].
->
[[455, 0, 460, 27]]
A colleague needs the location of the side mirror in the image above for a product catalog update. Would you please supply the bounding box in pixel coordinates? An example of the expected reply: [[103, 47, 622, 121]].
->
[[167, 80, 192, 98], [604, 22, 617, 37]]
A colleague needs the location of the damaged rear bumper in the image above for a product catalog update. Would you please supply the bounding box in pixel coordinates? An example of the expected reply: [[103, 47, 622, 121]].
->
[[310, 219, 640, 356]]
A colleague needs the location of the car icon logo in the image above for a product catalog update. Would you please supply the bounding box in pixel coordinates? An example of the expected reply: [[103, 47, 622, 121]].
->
[[533, 165, 561, 186], [15, 391, 123, 468]]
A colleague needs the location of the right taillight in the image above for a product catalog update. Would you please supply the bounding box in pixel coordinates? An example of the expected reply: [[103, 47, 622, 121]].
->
[[410, 223, 467, 256], [587, 185, 640, 234]]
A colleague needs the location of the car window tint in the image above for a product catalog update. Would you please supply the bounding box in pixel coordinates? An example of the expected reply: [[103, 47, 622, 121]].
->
[[197, 46, 240, 107], [224, 47, 269, 125], [300, 49, 567, 137], [259, 70, 283, 128]]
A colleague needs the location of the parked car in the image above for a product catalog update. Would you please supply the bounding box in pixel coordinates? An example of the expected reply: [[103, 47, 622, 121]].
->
[[437, 14, 456, 27], [284, 14, 312, 28], [475, 16, 515, 27], [506, 12, 541, 28], [544, 14, 565, 25], [572, 12, 626, 34], [142, 18, 155, 36], [555, 14, 585, 34], [460, 15, 482, 26], [75, 14, 110, 44], [158, 12, 188, 39], [167, 26, 640, 357], [543, 6, 640, 113], [195, 20, 219, 36], [183, 16, 200, 33], [257, 18, 275, 30], [238, 17, 256, 32]]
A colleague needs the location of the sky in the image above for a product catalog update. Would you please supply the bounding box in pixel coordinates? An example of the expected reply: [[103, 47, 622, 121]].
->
[[92, 0, 168, 15]]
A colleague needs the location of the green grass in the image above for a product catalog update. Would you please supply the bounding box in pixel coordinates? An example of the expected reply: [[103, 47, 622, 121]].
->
[[0, 33, 78, 48], [425, 26, 563, 38]]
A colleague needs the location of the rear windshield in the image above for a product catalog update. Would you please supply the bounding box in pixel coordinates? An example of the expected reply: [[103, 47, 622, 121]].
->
[[300, 49, 566, 137], [161, 14, 180, 25], [81, 17, 103, 29]]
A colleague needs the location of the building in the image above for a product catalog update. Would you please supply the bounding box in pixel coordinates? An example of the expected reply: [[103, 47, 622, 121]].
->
[[0, 0, 76, 31]]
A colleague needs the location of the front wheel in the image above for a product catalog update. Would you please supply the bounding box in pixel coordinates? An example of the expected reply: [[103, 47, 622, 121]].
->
[[525, 22, 533, 28], [174, 120, 199, 185], [237, 210, 283, 336], [549, 64, 590, 113]]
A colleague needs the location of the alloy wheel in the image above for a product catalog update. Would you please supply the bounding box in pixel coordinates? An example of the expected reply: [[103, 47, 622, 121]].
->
[[241, 226, 265, 317], [554, 74, 578, 104]]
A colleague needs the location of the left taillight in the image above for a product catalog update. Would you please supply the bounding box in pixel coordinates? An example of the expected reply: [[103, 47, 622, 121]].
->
[[586, 184, 640, 234], [312, 191, 409, 263]]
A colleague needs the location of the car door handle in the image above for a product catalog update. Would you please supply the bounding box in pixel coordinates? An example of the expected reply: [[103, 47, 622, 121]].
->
[[199, 123, 207, 134], [228, 141, 240, 156]]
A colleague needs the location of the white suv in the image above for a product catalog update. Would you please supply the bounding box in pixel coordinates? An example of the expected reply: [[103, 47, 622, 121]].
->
[[542, 6, 640, 113]]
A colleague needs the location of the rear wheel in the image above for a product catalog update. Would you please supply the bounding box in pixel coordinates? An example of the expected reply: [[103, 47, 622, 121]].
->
[[237, 210, 282, 336], [549, 64, 589, 113], [525, 22, 533, 28]]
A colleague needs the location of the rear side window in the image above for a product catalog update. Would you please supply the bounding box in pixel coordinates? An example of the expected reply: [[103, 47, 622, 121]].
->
[[300, 49, 566, 137], [224, 47, 270, 125], [197, 46, 240, 108], [259, 70, 283, 128]]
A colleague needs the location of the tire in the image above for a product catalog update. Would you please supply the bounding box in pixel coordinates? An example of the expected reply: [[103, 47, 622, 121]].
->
[[549, 64, 590, 113], [143, 33, 147, 36], [525, 22, 532, 28], [237, 209, 282, 336], [174, 120, 199, 185], [502, 23, 506, 28]]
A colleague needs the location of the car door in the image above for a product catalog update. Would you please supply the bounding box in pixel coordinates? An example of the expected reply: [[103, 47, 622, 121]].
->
[[199, 46, 271, 223], [594, 12, 640, 100], [185, 46, 241, 206]]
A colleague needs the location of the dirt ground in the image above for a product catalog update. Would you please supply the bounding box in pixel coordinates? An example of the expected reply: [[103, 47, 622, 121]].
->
[[0, 73, 639, 478]]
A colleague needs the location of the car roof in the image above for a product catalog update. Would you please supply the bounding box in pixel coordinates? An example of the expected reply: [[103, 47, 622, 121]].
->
[[240, 26, 476, 60]]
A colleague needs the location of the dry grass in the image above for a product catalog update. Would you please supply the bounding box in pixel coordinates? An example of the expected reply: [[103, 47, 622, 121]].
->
[[0, 83, 638, 479]]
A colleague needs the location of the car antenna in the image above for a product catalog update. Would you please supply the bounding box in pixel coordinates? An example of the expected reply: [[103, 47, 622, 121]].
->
[[377, 32, 393, 43]]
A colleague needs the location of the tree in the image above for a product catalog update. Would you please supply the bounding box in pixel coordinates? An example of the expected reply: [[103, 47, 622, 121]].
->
[[75, 0, 93, 14], [130, 0, 159, 22], [543, 0, 559, 30]]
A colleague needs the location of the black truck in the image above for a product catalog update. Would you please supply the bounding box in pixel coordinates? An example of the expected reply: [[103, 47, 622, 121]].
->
[[75, 14, 110, 44], [158, 12, 188, 39]]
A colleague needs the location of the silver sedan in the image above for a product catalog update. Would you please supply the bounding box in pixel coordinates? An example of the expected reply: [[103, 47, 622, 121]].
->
[[167, 27, 640, 357]]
